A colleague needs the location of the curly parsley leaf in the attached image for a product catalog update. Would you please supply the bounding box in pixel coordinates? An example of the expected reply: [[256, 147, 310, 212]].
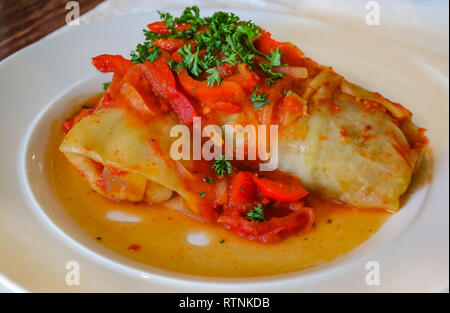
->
[[212, 155, 232, 176], [206, 67, 222, 86], [143, 29, 161, 42], [260, 63, 284, 85], [247, 203, 265, 222], [259, 47, 285, 84], [250, 87, 269, 109], [168, 60, 182, 71], [267, 47, 283, 66], [178, 44, 202, 76], [176, 5, 203, 32], [130, 43, 160, 64], [158, 10, 176, 32]]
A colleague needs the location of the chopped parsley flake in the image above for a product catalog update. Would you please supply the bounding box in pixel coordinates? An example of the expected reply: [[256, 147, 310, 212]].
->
[[246, 203, 265, 222], [178, 44, 202, 76], [199, 191, 206, 198], [212, 155, 232, 176], [203, 177, 215, 184], [250, 87, 269, 109], [205, 67, 222, 86], [102, 82, 111, 90], [130, 43, 160, 64]]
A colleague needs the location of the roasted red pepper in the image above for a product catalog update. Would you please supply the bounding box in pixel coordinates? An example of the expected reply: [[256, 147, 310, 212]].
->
[[154, 38, 194, 53], [92, 54, 132, 76], [219, 170, 314, 242], [147, 21, 190, 34], [254, 30, 305, 66], [141, 57, 197, 124], [177, 69, 245, 110], [253, 174, 308, 202], [224, 64, 260, 92], [229, 171, 256, 203], [219, 203, 314, 243]]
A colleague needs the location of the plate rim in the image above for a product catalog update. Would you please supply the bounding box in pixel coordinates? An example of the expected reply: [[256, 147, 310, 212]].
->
[[0, 9, 448, 292]]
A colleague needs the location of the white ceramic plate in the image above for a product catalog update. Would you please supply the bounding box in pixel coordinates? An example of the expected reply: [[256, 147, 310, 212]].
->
[[0, 10, 448, 292]]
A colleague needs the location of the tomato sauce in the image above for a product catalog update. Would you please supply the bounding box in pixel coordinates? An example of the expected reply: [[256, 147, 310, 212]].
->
[[46, 107, 391, 277]]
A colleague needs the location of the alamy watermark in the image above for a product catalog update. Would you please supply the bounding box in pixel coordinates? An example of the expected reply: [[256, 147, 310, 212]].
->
[[169, 117, 279, 171], [365, 1, 380, 26], [65, 1, 80, 26], [365, 260, 380, 286], [65, 260, 80, 286]]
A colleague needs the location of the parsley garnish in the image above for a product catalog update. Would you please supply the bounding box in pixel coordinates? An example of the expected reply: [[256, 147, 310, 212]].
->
[[199, 191, 206, 198], [259, 47, 285, 84], [203, 178, 215, 184], [250, 87, 269, 109], [267, 47, 283, 67], [143, 29, 161, 41], [168, 60, 181, 71], [154, 7, 280, 85], [130, 6, 287, 85], [247, 203, 265, 222], [212, 155, 232, 176], [102, 82, 111, 90], [177, 45, 203, 77], [176, 6, 203, 33], [205, 67, 222, 86], [130, 43, 160, 64], [158, 10, 176, 33]]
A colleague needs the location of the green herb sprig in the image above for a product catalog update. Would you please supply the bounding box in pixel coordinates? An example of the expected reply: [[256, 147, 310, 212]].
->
[[212, 155, 232, 176], [129, 6, 286, 85], [246, 203, 265, 222], [130, 43, 160, 64], [250, 87, 269, 109]]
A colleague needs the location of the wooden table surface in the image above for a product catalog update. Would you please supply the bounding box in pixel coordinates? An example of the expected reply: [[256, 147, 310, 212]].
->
[[0, 0, 104, 61]]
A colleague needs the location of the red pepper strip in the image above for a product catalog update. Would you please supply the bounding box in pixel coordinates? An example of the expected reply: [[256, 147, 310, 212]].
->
[[282, 93, 304, 113], [147, 21, 190, 34], [141, 57, 197, 124], [254, 30, 304, 66], [224, 64, 260, 92], [122, 64, 160, 114], [62, 120, 73, 133], [229, 171, 256, 203], [92, 54, 132, 76], [253, 175, 308, 202], [62, 108, 94, 133], [171, 51, 182, 63], [177, 69, 245, 106], [220, 203, 314, 243], [217, 62, 237, 79], [153, 38, 193, 53], [96, 92, 115, 110]]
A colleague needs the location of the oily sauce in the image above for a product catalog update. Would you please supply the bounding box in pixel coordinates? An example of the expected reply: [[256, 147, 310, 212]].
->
[[46, 99, 391, 277]]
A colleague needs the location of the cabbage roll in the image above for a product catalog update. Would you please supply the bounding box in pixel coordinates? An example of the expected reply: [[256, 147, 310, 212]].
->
[[277, 68, 427, 211]]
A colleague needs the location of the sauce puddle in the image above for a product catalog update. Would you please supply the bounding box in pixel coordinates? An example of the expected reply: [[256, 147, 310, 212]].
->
[[46, 104, 391, 277]]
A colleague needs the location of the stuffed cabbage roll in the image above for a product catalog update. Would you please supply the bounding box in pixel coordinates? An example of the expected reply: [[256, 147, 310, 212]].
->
[[58, 7, 429, 242], [60, 107, 204, 213]]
